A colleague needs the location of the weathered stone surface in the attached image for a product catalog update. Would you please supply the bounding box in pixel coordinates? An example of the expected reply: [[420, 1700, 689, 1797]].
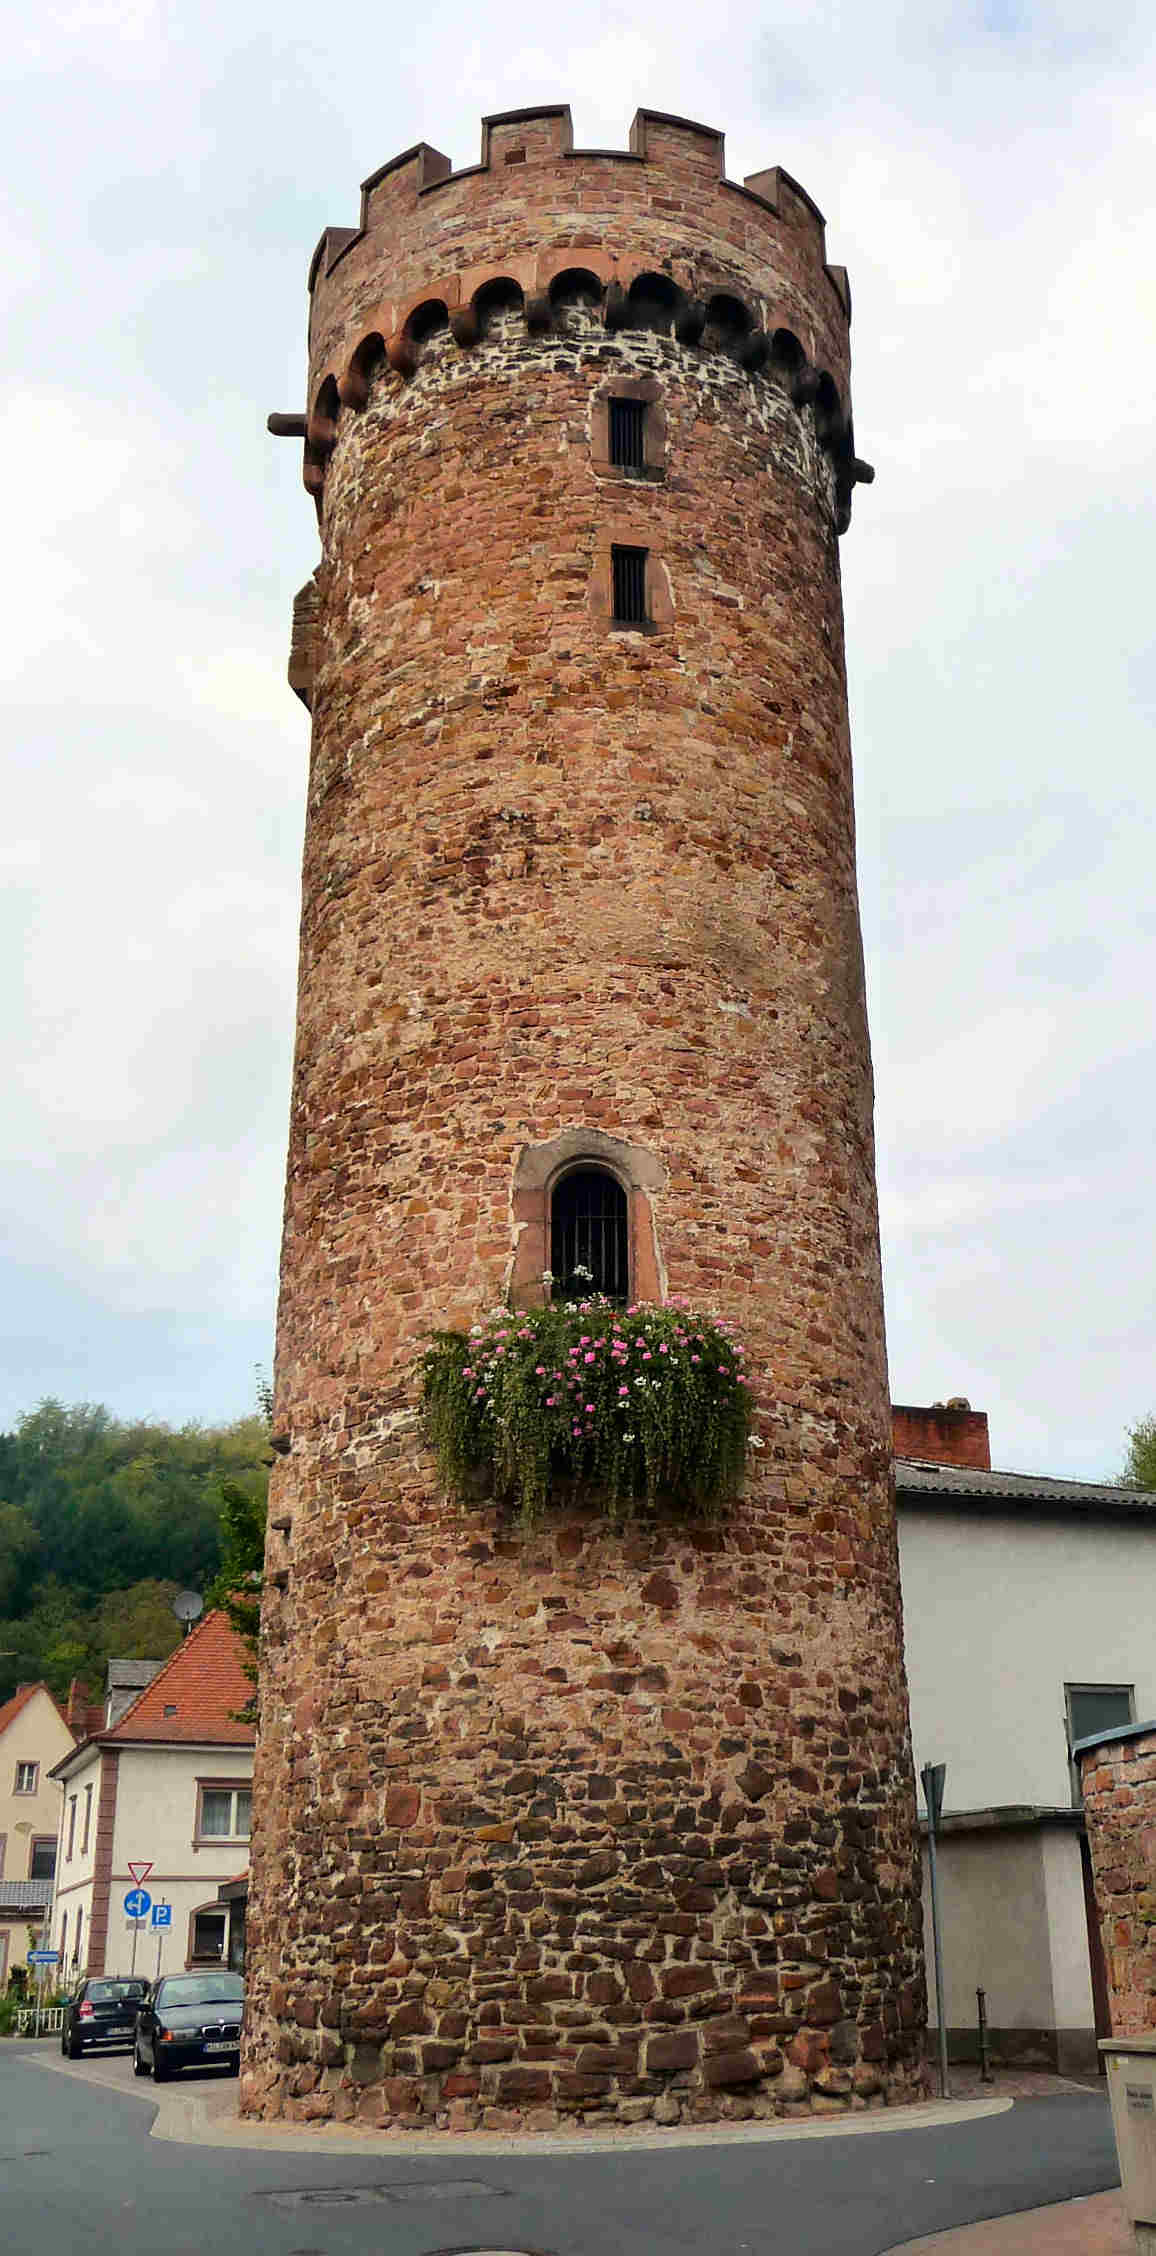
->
[[1080, 1725, 1156, 2039], [242, 103, 927, 2134]]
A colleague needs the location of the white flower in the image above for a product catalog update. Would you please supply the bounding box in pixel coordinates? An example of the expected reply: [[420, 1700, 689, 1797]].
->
[[748, 1435, 766, 1451]]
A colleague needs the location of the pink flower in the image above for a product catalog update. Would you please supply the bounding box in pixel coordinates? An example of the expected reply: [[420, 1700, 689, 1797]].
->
[[642, 1352, 652, 1362], [474, 1388, 486, 1400], [535, 1365, 546, 1375], [619, 1386, 629, 1397], [545, 1395, 556, 1406], [659, 1343, 669, 1354], [584, 1351, 596, 1364], [719, 1364, 729, 1373], [691, 1354, 701, 1364], [462, 1367, 474, 1378], [585, 1403, 595, 1413]]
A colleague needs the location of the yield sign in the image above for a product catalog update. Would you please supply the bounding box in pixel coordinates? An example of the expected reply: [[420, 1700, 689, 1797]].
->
[[127, 1860, 153, 1886]]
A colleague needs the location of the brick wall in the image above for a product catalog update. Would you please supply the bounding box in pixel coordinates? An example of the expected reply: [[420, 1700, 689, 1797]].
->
[[1079, 1727, 1156, 2038], [892, 1405, 991, 1471], [245, 107, 926, 2133]]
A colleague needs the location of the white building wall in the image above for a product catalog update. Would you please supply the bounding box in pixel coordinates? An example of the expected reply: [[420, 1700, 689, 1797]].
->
[[898, 1506, 1156, 1812], [106, 1744, 252, 1982]]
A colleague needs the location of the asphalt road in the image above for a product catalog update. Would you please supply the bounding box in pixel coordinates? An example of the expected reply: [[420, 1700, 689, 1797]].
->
[[0, 2039, 1119, 2256]]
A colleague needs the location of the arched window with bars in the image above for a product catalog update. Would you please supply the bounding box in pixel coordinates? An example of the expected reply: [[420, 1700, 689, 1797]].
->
[[550, 1167, 629, 1300]]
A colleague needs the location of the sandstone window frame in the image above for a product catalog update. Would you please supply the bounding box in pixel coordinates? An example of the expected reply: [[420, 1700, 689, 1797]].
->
[[509, 1128, 665, 1310], [589, 526, 674, 638], [194, 1780, 253, 1846], [591, 375, 666, 484], [186, 1901, 228, 1967]]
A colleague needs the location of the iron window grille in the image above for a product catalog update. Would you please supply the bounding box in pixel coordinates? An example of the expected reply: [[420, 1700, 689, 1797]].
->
[[609, 397, 646, 469], [551, 1169, 629, 1300], [611, 545, 648, 627]]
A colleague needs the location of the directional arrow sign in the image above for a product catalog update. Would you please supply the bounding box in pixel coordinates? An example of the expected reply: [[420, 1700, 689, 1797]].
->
[[127, 1861, 153, 1886], [123, 1887, 152, 1919]]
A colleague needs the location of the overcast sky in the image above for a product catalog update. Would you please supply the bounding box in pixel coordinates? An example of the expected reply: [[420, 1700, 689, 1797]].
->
[[3, 3, 1153, 1476]]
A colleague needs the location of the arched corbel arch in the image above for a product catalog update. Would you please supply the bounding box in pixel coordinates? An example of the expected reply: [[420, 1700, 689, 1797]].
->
[[471, 276, 526, 338], [703, 291, 753, 355], [547, 265, 604, 315], [340, 332, 386, 408], [626, 271, 683, 335]]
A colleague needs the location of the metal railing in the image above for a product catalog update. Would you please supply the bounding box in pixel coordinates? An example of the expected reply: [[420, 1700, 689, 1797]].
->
[[14, 2005, 65, 2036]]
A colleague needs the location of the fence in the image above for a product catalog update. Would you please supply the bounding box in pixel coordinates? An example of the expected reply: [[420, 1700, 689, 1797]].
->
[[15, 2006, 65, 2036]]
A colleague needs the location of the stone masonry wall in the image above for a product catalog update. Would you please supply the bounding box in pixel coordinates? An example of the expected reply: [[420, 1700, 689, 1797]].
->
[[1080, 1727, 1156, 2038], [243, 109, 926, 2132]]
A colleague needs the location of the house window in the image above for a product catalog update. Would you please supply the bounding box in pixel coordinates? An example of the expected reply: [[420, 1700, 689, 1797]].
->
[[73, 1905, 84, 1968], [609, 397, 646, 469], [196, 1785, 252, 1841], [1066, 1682, 1135, 1804], [29, 1838, 56, 1880], [59, 1909, 68, 1967], [611, 545, 648, 628], [81, 1783, 93, 1855], [550, 1168, 629, 1300], [14, 1762, 38, 1795], [190, 1907, 227, 1964], [66, 1795, 78, 1859]]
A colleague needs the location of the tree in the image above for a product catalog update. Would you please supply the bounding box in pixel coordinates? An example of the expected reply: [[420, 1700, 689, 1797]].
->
[[1122, 1414, 1156, 1491]]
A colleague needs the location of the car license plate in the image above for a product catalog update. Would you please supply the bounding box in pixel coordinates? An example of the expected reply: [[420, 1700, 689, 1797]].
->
[[204, 2040, 238, 2052]]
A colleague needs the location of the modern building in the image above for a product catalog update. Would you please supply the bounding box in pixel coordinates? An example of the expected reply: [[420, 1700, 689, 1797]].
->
[[49, 1611, 254, 1983], [895, 1402, 1156, 2075], [0, 1683, 76, 1982]]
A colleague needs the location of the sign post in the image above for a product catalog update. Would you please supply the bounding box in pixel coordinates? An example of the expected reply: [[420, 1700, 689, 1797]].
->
[[27, 1948, 59, 2040], [123, 1887, 151, 1978], [151, 1899, 172, 1980], [921, 1762, 950, 2100]]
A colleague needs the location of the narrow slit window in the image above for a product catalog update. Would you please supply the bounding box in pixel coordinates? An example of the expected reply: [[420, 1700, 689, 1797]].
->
[[609, 397, 646, 469], [551, 1168, 629, 1300], [611, 545, 648, 627]]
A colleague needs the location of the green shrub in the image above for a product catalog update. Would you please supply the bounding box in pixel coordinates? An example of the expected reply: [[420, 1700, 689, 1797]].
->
[[421, 1295, 753, 1524]]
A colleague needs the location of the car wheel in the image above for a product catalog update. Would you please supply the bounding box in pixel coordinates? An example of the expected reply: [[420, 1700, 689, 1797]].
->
[[66, 2034, 84, 2059], [133, 2043, 150, 2077], [152, 2053, 172, 2083]]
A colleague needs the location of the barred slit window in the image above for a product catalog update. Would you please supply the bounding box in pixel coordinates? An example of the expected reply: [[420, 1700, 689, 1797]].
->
[[551, 1169, 629, 1299], [611, 544, 648, 626], [609, 397, 646, 469]]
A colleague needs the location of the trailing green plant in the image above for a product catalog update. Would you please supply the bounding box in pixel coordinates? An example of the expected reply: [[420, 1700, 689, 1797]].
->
[[421, 1294, 753, 1524]]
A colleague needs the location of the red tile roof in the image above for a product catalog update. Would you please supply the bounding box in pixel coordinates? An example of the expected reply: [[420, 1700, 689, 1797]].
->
[[0, 1681, 71, 1740], [106, 1611, 255, 1745]]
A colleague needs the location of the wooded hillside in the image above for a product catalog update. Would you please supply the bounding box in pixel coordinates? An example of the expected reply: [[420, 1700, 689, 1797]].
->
[[0, 1399, 270, 1706]]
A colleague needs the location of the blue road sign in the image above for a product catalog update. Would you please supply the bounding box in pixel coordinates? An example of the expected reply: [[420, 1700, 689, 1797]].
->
[[123, 1887, 152, 1919], [27, 1948, 59, 1964], [150, 1902, 172, 1929]]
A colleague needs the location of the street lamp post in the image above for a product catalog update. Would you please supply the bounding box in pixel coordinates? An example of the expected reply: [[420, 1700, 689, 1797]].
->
[[922, 1761, 950, 2101]]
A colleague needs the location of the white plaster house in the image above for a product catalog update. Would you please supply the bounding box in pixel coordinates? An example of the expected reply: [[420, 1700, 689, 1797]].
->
[[0, 1684, 76, 1982], [894, 1404, 1156, 2076], [49, 1612, 254, 1985]]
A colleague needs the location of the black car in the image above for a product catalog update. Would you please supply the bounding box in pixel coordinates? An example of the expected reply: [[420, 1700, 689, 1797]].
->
[[133, 1971, 244, 2080], [61, 1976, 151, 2057]]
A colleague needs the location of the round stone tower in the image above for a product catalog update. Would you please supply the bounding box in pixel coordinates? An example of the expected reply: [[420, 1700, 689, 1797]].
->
[[246, 104, 925, 2130]]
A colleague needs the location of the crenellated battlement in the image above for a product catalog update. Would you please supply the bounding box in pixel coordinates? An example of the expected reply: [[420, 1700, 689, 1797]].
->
[[307, 108, 840, 300], [282, 110, 871, 534]]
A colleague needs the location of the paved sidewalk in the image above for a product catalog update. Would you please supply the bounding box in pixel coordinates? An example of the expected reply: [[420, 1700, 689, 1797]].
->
[[885, 2188, 1132, 2255]]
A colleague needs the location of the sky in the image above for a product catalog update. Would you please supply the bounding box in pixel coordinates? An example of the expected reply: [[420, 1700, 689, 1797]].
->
[[3, 2, 1154, 1477]]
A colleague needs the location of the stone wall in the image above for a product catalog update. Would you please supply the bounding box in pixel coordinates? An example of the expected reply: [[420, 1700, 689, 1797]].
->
[[1079, 1726, 1156, 2038], [244, 105, 926, 2132]]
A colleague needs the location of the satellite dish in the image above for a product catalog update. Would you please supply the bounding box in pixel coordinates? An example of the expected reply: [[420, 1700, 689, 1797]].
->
[[172, 1590, 204, 1625]]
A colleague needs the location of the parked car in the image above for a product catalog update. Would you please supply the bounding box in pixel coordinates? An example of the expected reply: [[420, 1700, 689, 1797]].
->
[[133, 1971, 244, 2080], [61, 1976, 151, 2057]]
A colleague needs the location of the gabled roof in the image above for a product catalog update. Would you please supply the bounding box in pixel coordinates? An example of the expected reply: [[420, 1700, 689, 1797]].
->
[[104, 1611, 254, 1746], [0, 1681, 70, 1740], [895, 1459, 1156, 1517]]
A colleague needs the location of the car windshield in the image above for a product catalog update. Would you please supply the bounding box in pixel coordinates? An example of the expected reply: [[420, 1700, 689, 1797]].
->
[[157, 1975, 243, 2007], [87, 1980, 148, 2002]]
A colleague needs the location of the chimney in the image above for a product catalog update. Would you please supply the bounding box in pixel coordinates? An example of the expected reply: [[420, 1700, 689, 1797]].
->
[[892, 1399, 991, 1471], [66, 1677, 94, 1737]]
